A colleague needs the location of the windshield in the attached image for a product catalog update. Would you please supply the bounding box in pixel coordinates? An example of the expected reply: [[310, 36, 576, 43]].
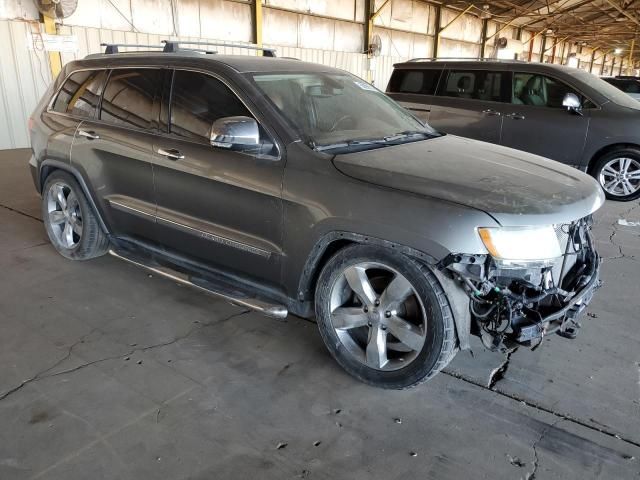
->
[[250, 72, 435, 149], [571, 69, 640, 109]]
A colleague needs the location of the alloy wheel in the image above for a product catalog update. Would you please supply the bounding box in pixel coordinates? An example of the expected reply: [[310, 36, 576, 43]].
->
[[46, 181, 83, 249], [328, 262, 427, 371], [599, 157, 640, 197]]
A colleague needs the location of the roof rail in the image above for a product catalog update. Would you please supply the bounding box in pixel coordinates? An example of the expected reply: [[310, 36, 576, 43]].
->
[[161, 40, 276, 57], [406, 57, 525, 63], [100, 43, 164, 54]]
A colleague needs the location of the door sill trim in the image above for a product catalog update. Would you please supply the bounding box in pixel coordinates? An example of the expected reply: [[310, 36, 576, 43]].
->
[[108, 248, 288, 319]]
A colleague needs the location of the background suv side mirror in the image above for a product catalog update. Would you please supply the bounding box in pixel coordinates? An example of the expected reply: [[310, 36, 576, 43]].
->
[[562, 92, 582, 113], [210, 116, 260, 150]]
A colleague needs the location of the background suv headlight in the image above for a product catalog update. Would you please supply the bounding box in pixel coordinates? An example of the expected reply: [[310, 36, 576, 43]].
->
[[478, 226, 562, 268]]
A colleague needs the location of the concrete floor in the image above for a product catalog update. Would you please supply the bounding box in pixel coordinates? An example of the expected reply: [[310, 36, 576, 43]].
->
[[0, 148, 639, 480]]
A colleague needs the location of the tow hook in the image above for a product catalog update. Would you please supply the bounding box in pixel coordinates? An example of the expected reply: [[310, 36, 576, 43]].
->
[[557, 326, 579, 339]]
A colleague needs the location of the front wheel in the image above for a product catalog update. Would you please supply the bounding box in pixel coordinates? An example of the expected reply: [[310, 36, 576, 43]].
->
[[592, 148, 640, 201], [42, 170, 110, 260], [315, 244, 457, 389]]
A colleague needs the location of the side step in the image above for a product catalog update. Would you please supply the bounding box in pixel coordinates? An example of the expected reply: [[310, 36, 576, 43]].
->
[[108, 248, 288, 319]]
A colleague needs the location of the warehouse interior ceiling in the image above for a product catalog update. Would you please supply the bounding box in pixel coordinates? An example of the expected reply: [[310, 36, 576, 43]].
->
[[445, 0, 640, 62]]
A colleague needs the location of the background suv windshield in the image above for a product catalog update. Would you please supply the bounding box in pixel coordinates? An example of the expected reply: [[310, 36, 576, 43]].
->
[[251, 72, 429, 146], [571, 69, 640, 109]]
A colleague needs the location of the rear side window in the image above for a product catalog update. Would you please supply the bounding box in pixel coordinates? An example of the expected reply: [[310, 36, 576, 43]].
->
[[616, 80, 640, 93], [51, 70, 107, 118], [438, 70, 506, 102], [169, 70, 251, 142], [388, 69, 442, 95], [100, 68, 163, 130]]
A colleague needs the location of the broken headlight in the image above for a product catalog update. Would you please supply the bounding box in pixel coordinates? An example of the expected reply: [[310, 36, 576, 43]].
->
[[478, 225, 562, 268]]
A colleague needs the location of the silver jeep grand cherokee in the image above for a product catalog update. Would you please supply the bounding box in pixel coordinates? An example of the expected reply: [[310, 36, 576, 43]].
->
[[28, 42, 604, 388]]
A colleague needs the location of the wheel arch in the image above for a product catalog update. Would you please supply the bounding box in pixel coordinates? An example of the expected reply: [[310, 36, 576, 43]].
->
[[587, 143, 640, 174], [39, 160, 111, 235], [296, 231, 439, 304]]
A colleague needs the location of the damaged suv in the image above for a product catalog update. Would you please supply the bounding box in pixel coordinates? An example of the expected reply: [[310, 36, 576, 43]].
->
[[29, 42, 604, 389]]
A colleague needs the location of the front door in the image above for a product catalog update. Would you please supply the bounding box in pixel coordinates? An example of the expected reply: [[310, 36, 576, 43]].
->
[[71, 67, 163, 242], [500, 72, 590, 167], [427, 69, 509, 144], [152, 69, 284, 285]]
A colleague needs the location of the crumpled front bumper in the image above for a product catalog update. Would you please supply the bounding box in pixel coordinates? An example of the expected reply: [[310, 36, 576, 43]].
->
[[515, 253, 601, 343]]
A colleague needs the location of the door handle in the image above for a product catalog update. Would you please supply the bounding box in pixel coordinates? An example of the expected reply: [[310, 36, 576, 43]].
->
[[157, 148, 185, 160], [482, 109, 501, 116], [505, 113, 526, 120], [78, 130, 99, 140]]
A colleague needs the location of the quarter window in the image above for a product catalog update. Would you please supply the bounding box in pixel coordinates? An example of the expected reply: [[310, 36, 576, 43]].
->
[[51, 70, 107, 118], [170, 70, 251, 142], [388, 69, 442, 95], [512, 72, 581, 108], [100, 68, 162, 130], [438, 70, 506, 102]]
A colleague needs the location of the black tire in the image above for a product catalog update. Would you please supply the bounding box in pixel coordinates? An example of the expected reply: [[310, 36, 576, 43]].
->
[[591, 148, 640, 202], [315, 244, 457, 389], [41, 170, 110, 260]]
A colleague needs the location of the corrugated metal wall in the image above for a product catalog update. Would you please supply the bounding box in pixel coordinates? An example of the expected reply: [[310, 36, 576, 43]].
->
[[0, 20, 52, 150], [0, 21, 405, 150]]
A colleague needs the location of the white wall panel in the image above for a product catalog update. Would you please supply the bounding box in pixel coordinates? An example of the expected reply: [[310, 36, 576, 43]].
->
[[438, 38, 480, 59], [440, 8, 481, 43], [299, 14, 335, 49], [199, 0, 252, 42], [263, 7, 298, 46], [373, 0, 433, 35], [0, 0, 39, 20], [0, 20, 52, 150]]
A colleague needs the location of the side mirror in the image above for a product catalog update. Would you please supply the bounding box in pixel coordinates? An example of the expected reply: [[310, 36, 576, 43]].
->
[[210, 116, 260, 149], [562, 92, 581, 111]]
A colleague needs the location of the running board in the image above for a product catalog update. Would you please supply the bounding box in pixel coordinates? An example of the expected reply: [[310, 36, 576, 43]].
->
[[108, 248, 288, 319]]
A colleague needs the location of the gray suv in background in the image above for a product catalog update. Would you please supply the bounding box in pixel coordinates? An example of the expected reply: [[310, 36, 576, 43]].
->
[[387, 60, 640, 201], [29, 43, 603, 388]]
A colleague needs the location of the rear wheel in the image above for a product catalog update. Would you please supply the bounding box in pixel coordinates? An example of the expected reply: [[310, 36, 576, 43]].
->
[[42, 171, 109, 260], [315, 244, 456, 389], [592, 148, 640, 201]]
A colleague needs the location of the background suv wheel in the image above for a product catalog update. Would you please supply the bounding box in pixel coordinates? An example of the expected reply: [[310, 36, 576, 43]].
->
[[315, 244, 457, 389], [592, 147, 640, 201], [42, 170, 109, 260]]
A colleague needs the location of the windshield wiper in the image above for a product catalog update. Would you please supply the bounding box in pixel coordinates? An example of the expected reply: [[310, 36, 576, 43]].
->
[[314, 138, 383, 152], [314, 131, 430, 152]]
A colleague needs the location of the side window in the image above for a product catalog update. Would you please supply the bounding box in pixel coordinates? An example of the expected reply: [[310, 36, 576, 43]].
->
[[512, 72, 581, 108], [51, 70, 107, 118], [438, 70, 505, 102], [388, 69, 442, 95], [100, 68, 162, 130], [621, 80, 640, 94], [170, 70, 251, 142]]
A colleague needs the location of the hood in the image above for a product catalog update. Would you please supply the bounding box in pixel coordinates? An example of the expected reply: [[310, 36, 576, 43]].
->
[[332, 135, 605, 226]]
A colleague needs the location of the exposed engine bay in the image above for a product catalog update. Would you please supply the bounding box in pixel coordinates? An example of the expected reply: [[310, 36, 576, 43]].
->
[[441, 216, 600, 351]]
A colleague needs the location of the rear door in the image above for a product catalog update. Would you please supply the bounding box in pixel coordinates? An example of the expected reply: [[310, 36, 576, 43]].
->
[[46, 70, 105, 172], [70, 67, 162, 240], [427, 68, 509, 144], [386, 67, 443, 123], [499, 71, 590, 167], [151, 69, 284, 285]]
